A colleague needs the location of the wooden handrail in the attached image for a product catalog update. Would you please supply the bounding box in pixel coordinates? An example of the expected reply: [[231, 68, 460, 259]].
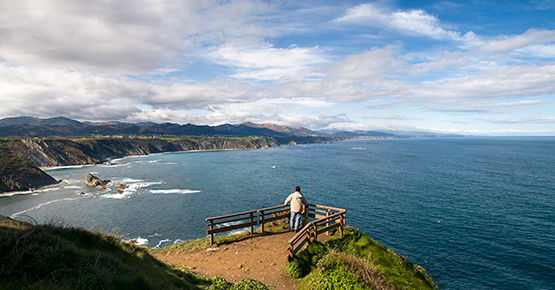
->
[[204, 203, 347, 249]]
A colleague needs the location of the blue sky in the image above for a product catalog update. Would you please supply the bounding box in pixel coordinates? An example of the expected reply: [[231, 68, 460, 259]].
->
[[0, 0, 554, 135]]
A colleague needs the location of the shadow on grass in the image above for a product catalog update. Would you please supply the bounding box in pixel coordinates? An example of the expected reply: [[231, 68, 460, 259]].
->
[[0, 216, 214, 289]]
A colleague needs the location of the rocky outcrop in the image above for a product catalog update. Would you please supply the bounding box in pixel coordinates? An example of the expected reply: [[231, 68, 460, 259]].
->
[[84, 173, 110, 190], [0, 156, 59, 193]]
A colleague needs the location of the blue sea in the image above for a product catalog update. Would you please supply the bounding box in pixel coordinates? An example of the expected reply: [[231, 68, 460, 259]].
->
[[1, 137, 554, 289]]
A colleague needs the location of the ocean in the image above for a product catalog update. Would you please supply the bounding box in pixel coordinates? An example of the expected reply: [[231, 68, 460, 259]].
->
[[1, 137, 554, 289]]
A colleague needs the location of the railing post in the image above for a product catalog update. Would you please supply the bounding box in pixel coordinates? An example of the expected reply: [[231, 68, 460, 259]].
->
[[250, 212, 254, 234], [209, 220, 214, 245], [339, 213, 344, 236], [260, 210, 265, 234], [304, 204, 309, 226], [326, 209, 331, 236], [312, 223, 318, 241]]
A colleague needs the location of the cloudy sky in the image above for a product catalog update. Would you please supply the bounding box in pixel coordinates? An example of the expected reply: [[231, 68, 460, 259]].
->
[[1, 0, 554, 135]]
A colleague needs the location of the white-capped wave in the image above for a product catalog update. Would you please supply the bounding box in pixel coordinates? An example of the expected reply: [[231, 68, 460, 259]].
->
[[350, 147, 366, 150], [100, 181, 163, 199], [173, 239, 184, 245], [10, 197, 80, 218], [42, 165, 91, 170], [98, 163, 129, 168], [64, 186, 83, 189], [129, 237, 148, 246], [118, 178, 144, 183], [134, 160, 159, 164], [154, 239, 171, 248], [149, 189, 201, 194]]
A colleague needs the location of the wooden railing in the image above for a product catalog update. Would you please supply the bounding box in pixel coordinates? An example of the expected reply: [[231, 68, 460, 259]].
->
[[288, 204, 347, 258], [205, 204, 290, 245], [205, 203, 347, 254]]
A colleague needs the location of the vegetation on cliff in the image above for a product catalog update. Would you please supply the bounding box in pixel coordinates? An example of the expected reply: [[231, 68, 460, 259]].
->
[[0, 216, 268, 290], [287, 227, 437, 289]]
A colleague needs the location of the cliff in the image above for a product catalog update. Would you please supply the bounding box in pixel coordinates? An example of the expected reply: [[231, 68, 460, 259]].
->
[[0, 155, 59, 192], [0, 135, 336, 193]]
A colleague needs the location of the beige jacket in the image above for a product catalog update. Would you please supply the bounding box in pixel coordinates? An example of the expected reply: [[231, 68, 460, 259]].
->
[[284, 191, 306, 213]]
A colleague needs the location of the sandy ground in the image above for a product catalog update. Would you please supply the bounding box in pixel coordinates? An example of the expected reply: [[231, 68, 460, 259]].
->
[[153, 230, 333, 289], [154, 231, 298, 289]]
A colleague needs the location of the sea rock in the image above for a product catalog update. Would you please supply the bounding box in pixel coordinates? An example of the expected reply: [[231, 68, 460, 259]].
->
[[84, 173, 110, 189], [114, 183, 127, 193], [288, 140, 297, 146]]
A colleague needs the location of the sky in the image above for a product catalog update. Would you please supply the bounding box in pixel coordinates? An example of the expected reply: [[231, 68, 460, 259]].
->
[[1, 0, 554, 135]]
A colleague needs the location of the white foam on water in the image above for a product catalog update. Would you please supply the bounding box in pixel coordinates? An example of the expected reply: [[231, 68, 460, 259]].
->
[[42, 165, 91, 170], [149, 189, 201, 194], [118, 178, 144, 183], [98, 163, 129, 168], [10, 197, 80, 218], [64, 186, 83, 189], [154, 239, 172, 248], [100, 181, 163, 199], [173, 239, 184, 245], [32, 193, 39, 196], [135, 160, 159, 164], [272, 165, 276, 168], [129, 237, 149, 246], [350, 147, 366, 150]]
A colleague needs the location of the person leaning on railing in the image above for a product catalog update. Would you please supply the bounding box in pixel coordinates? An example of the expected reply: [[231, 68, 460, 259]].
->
[[284, 186, 308, 232]]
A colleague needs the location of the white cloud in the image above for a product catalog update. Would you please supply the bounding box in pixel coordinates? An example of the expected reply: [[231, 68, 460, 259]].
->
[[479, 29, 555, 53], [208, 44, 329, 80], [0, 0, 273, 74], [334, 3, 462, 40]]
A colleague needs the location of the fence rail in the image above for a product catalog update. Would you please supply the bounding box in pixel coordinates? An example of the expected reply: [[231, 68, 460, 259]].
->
[[205, 203, 347, 257], [288, 205, 347, 258]]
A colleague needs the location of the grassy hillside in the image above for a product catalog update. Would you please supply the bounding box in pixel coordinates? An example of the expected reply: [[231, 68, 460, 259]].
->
[[0, 216, 268, 290], [287, 227, 437, 290]]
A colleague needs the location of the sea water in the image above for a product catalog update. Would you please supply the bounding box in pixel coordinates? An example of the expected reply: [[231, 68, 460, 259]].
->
[[1, 137, 554, 289]]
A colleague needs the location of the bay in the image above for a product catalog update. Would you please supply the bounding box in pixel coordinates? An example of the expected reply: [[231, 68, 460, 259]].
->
[[1, 137, 554, 289]]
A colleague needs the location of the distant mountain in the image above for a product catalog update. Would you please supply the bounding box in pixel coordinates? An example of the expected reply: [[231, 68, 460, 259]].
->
[[241, 122, 320, 136], [0, 116, 85, 128], [318, 129, 463, 138], [0, 116, 324, 138]]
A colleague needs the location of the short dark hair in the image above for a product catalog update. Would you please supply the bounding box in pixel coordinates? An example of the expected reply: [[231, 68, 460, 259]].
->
[[295, 186, 301, 192]]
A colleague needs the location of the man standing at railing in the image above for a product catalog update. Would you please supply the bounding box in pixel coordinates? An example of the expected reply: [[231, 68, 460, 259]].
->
[[284, 186, 307, 232]]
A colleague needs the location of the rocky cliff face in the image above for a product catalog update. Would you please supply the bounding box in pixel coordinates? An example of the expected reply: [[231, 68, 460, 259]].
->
[[0, 155, 59, 192], [11, 136, 278, 167], [0, 135, 335, 193]]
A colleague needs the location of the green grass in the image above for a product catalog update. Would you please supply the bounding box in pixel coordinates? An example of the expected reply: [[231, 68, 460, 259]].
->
[[288, 227, 437, 290], [155, 222, 289, 254], [0, 216, 269, 290]]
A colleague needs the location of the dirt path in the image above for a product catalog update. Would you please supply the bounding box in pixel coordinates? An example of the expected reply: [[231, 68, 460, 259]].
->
[[154, 231, 303, 289]]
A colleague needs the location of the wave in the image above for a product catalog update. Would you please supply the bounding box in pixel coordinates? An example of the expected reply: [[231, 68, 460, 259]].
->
[[149, 189, 201, 194], [128, 237, 148, 246], [134, 160, 159, 164], [10, 197, 80, 218], [64, 186, 83, 189], [98, 163, 129, 168], [350, 147, 366, 150], [154, 239, 172, 248], [100, 181, 163, 199], [117, 178, 144, 183], [42, 165, 92, 171]]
